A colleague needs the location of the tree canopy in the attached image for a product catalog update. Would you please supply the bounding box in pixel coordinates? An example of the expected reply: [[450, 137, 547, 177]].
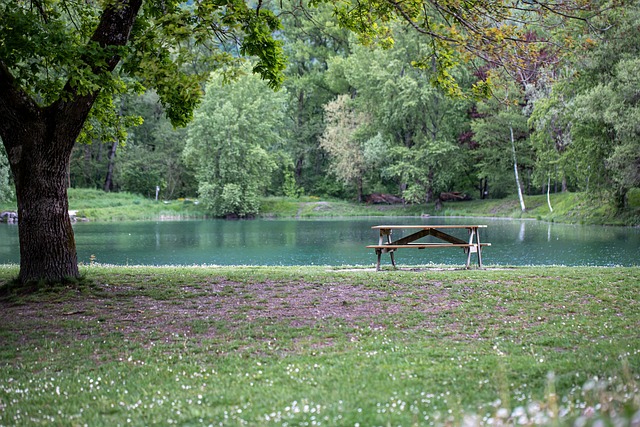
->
[[184, 68, 287, 217]]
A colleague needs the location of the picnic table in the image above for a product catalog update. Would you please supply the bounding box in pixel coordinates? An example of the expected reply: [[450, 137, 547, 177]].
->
[[367, 225, 490, 271]]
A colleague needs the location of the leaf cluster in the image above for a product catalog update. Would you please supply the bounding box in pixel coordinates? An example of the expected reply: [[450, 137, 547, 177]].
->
[[0, 0, 288, 131], [184, 68, 287, 216]]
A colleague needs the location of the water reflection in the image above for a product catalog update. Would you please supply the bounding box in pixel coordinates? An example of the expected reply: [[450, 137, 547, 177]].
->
[[0, 217, 638, 267]]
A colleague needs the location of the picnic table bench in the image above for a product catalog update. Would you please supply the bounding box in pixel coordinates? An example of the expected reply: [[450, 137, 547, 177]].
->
[[367, 225, 490, 271]]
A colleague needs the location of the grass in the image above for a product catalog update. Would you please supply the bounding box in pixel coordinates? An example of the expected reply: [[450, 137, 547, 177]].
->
[[67, 189, 209, 221], [1, 189, 638, 225], [260, 196, 427, 218], [1, 188, 209, 222], [0, 265, 638, 426], [439, 192, 639, 226], [257, 192, 640, 226]]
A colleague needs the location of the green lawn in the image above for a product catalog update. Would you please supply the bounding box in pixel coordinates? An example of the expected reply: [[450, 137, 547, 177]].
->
[[1, 265, 638, 426]]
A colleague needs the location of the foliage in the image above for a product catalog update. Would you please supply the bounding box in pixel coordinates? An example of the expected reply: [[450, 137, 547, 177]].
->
[[325, 0, 610, 96], [278, 0, 351, 196], [628, 188, 640, 208], [528, 74, 578, 193], [327, 32, 472, 203], [0, 0, 287, 128], [281, 165, 303, 198], [116, 145, 166, 198], [529, 1, 640, 205], [117, 92, 197, 199], [570, 57, 640, 198], [472, 95, 534, 199], [184, 69, 287, 217], [0, 144, 13, 203], [319, 95, 371, 201]]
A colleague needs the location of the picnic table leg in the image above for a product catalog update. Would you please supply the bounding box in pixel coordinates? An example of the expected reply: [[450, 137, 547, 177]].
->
[[465, 229, 475, 269], [379, 228, 392, 245], [385, 231, 397, 269], [476, 229, 483, 268], [376, 249, 382, 271]]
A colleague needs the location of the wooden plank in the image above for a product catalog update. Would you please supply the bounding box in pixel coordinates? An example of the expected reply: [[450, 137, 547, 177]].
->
[[427, 228, 467, 245], [372, 225, 487, 229], [402, 244, 469, 247], [367, 244, 491, 249], [388, 229, 433, 245]]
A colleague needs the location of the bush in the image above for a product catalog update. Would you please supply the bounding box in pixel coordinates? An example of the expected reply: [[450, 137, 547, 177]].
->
[[198, 182, 260, 217], [627, 188, 640, 208]]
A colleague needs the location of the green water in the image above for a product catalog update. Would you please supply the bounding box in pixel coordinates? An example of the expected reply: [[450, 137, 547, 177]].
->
[[0, 217, 638, 267]]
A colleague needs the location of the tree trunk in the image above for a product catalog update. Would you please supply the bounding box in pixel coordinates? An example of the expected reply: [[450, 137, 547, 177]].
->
[[425, 170, 435, 203], [510, 126, 526, 212], [104, 140, 118, 192], [547, 175, 554, 213], [478, 178, 488, 199], [295, 156, 304, 181], [83, 144, 93, 186], [5, 113, 80, 283], [0, 0, 143, 284]]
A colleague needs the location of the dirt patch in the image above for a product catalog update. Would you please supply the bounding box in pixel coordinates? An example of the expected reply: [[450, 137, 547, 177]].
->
[[0, 280, 463, 351]]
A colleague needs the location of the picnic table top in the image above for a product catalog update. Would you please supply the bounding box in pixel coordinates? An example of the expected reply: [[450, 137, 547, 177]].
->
[[372, 225, 487, 229]]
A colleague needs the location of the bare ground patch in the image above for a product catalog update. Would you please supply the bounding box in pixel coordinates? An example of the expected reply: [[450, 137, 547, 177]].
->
[[0, 278, 502, 353]]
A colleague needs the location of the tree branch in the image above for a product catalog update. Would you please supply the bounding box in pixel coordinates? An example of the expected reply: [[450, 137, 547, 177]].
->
[[0, 61, 43, 151], [53, 0, 144, 145]]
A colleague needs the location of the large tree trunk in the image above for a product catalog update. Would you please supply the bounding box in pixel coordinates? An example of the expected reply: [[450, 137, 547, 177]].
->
[[0, 73, 86, 282], [0, 0, 142, 284], [11, 129, 79, 282]]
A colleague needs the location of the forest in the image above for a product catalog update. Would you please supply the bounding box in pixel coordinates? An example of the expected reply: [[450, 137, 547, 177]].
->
[[1, 0, 639, 219]]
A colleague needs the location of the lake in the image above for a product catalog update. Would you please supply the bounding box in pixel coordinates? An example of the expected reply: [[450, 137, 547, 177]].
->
[[0, 217, 638, 267]]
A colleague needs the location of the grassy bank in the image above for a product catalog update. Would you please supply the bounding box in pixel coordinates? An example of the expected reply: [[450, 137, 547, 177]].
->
[[262, 192, 640, 226], [1, 265, 638, 426], [1, 189, 209, 222], [1, 188, 638, 225]]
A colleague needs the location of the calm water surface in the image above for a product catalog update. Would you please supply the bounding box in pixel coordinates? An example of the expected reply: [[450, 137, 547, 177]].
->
[[0, 217, 638, 267]]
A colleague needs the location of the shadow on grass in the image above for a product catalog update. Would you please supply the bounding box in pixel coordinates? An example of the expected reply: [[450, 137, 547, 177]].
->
[[0, 275, 96, 301]]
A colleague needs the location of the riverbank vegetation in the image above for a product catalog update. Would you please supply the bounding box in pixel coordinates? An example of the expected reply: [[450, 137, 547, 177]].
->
[[0, 265, 638, 426], [2, 188, 637, 226], [262, 192, 639, 226]]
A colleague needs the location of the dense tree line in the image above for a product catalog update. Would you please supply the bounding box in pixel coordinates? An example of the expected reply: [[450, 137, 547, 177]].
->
[[32, 0, 637, 218]]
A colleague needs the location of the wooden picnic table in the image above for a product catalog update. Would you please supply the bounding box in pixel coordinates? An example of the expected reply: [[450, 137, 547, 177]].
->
[[367, 225, 490, 271]]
